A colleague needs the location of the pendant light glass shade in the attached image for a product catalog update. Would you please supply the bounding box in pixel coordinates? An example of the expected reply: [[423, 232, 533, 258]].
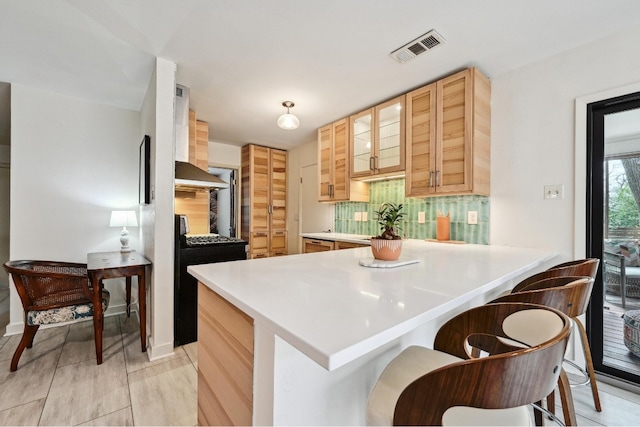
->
[[277, 101, 299, 130]]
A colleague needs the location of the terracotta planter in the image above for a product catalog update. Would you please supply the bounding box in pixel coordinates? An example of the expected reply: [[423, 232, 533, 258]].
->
[[371, 238, 403, 261]]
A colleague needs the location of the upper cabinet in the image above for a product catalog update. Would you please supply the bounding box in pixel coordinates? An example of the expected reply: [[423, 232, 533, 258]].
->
[[405, 68, 491, 197], [318, 118, 369, 202], [350, 95, 406, 179]]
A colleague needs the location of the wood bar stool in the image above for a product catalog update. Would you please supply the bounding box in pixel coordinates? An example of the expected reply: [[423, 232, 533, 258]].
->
[[366, 302, 572, 426], [512, 258, 602, 414]]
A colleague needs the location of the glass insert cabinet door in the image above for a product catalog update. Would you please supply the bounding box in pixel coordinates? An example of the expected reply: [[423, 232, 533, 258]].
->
[[377, 97, 404, 171], [351, 109, 373, 176], [350, 95, 405, 178]]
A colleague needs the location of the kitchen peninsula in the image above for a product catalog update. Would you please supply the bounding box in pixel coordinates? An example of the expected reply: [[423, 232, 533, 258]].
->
[[188, 240, 556, 425]]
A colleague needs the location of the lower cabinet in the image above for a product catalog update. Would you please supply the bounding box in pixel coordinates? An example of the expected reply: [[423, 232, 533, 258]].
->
[[303, 238, 334, 253], [335, 241, 369, 250], [302, 238, 369, 253]]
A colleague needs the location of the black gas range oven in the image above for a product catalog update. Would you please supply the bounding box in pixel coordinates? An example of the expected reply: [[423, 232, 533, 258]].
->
[[174, 215, 247, 346]]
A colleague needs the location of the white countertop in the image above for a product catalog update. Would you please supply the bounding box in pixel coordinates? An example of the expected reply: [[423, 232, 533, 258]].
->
[[301, 232, 372, 245], [189, 240, 555, 371]]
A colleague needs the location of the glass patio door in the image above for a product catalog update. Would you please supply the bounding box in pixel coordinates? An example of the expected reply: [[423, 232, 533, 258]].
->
[[587, 92, 640, 385]]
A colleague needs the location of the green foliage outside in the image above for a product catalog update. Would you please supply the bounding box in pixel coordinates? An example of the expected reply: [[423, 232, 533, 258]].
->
[[609, 159, 640, 229]]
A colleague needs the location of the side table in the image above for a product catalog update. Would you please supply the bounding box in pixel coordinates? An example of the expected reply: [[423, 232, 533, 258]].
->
[[87, 251, 151, 364]]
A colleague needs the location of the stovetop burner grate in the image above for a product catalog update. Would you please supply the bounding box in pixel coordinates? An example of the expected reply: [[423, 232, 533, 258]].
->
[[184, 234, 245, 246]]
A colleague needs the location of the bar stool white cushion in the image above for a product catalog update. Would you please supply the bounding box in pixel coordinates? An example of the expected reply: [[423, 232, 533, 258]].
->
[[366, 346, 532, 426]]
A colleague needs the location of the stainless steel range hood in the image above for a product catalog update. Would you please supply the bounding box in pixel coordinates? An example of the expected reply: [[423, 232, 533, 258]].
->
[[175, 161, 229, 190], [174, 84, 228, 191]]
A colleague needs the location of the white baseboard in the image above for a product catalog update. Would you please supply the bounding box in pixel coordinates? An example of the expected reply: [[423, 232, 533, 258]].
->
[[147, 337, 175, 362]]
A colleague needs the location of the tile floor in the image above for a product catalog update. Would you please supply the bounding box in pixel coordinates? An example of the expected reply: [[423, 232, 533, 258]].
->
[[0, 312, 197, 426], [1, 287, 640, 425]]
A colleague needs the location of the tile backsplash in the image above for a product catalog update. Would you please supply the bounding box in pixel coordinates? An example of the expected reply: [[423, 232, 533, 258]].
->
[[334, 179, 490, 244]]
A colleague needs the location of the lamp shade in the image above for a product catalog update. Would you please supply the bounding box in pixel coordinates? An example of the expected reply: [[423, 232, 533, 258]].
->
[[277, 113, 300, 130], [109, 210, 138, 227], [277, 101, 300, 130]]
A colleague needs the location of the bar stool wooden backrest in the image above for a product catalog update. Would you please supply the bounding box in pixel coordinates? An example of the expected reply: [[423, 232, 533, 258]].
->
[[512, 258, 599, 294], [493, 275, 599, 424], [390, 303, 571, 426]]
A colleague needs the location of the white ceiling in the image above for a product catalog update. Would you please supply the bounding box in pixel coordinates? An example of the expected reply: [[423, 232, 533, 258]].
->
[[1, 0, 640, 149]]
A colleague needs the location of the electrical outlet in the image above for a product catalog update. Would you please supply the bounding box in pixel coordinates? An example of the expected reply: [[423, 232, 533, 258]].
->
[[362, 211, 368, 222], [468, 211, 478, 225], [544, 184, 564, 200], [354, 212, 362, 222], [418, 211, 426, 223]]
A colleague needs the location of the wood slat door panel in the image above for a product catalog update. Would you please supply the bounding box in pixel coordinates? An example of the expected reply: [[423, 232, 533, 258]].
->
[[198, 283, 254, 426], [406, 83, 437, 197], [195, 120, 209, 170], [270, 149, 287, 231], [437, 69, 472, 193], [250, 145, 270, 233], [270, 230, 287, 256]]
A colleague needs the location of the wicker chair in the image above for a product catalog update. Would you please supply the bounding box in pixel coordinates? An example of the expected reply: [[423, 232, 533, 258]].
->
[[603, 251, 640, 308], [3, 260, 110, 371]]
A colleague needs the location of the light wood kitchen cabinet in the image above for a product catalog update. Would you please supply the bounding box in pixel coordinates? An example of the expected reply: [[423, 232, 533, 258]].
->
[[318, 118, 369, 202], [175, 110, 210, 234], [302, 238, 369, 253], [334, 240, 369, 250], [350, 95, 406, 179], [241, 144, 288, 258], [303, 238, 334, 253], [405, 67, 491, 197]]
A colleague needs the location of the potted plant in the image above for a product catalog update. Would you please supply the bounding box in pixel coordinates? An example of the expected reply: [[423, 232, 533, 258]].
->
[[370, 202, 405, 261]]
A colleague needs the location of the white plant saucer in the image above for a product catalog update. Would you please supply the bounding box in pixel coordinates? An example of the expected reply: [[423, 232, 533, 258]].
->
[[359, 258, 420, 268]]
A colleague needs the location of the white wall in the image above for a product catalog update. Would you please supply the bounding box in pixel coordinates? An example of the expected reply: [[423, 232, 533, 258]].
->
[[147, 57, 177, 360], [8, 83, 140, 334], [287, 139, 321, 254], [490, 24, 640, 261], [0, 166, 8, 288], [209, 141, 241, 168]]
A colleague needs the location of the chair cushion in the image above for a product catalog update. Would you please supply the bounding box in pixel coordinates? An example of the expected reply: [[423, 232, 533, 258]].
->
[[26, 290, 110, 326], [604, 239, 640, 267], [626, 266, 640, 280], [366, 346, 531, 426]]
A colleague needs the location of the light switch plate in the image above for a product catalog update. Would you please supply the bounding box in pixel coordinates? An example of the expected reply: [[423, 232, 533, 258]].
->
[[468, 211, 478, 225], [418, 212, 426, 223], [362, 212, 368, 222], [354, 212, 362, 221]]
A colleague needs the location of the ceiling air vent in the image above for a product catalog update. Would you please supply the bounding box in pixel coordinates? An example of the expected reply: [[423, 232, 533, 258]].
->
[[390, 30, 446, 64]]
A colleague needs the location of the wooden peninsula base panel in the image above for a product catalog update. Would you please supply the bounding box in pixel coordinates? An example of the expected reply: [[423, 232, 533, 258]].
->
[[198, 282, 254, 426]]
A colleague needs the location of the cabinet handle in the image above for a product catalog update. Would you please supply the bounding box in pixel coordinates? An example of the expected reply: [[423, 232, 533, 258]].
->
[[375, 156, 379, 171], [435, 170, 440, 187], [274, 231, 285, 235], [369, 156, 375, 171], [329, 184, 334, 197], [429, 171, 434, 188]]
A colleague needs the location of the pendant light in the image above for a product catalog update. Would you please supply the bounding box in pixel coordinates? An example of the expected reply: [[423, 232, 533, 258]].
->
[[277, 101, 300, 130]]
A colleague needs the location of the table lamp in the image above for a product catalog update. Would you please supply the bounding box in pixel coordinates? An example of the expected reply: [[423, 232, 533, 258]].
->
[[110, 210, 138, 252]]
